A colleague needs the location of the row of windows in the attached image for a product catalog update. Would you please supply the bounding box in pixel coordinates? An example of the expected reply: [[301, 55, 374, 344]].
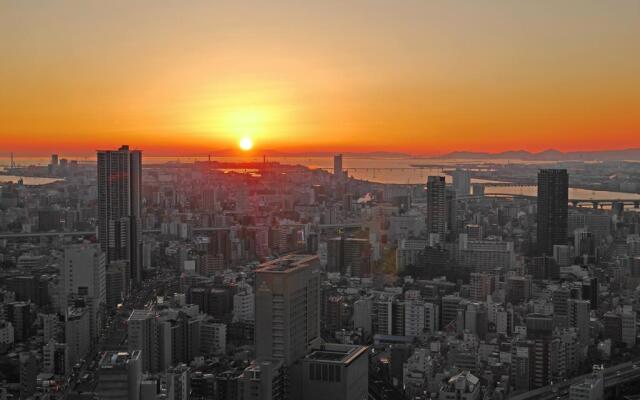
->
[[308, 363, 341, 382]]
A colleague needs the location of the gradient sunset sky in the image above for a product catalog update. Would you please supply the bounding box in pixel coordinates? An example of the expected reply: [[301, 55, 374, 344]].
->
[[1, 0, 639, 156]]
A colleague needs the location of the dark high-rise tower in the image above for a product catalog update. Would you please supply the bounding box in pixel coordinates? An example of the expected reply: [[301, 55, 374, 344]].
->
[[536, 169, 568, 255], [97, 145, 143, 284], [426, 176, 446, 243], [333, 154, 343, 181]]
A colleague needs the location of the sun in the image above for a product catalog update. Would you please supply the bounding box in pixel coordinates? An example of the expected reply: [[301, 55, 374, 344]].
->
[[239, 137, 254, 151]]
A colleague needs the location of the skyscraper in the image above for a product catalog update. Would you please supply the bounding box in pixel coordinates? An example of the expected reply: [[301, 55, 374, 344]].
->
[[451, 169, 471, 196], [537, 169, 568, 255], [254, 254, 321, 366], [97, 145, 143, 284], [426, 176, 446, 243], [333, 154, 343, 181]]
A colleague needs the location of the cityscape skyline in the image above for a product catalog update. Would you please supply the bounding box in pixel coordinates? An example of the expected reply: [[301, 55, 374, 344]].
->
[[3, 2, 640, 400]]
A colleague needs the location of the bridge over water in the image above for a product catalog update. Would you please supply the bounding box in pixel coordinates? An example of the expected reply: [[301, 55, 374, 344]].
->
[[458, 193, 640, 209]]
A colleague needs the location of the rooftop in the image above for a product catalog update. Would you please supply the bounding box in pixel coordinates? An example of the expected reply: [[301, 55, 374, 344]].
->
[[305, 344, 368, 365], [257, 254, 319, 273]]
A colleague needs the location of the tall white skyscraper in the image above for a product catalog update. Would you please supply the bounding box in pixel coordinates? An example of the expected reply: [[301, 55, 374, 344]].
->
[[97, 145, 143, 284]]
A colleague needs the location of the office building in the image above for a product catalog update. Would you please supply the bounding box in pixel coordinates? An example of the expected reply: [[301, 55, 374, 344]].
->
[[301, 344, 369, 400], [426, 176, 447, 243], [326, 237, 372, 278], [233, 284, 255, 322], [106, 261, 128, 308], [470, 272, 494, 302], [237, 360, 286, 400], [396, 238, 427, 274], [97, 145, 143, 283], [506, 276, 532, 304], [96, 351, 143, 400], [452, 169, 471, 196], [255, 254, 321, 366], [42, 340, 69, 376], [333, 154, 343, 181], [353, 297, 372, 338], [456, 235, 515, 272], [0, 321, 14, 344], [621, 308, 636, 348], [62, 244, 106, 303], [6, 301, 32, 342], [568, 299, 590, 346], [20, 351, 39, 400], [167, 364, 190, 400], [66, 306, 90, 367], [128, 309, 159, 372], [537, 169, 569, 255]]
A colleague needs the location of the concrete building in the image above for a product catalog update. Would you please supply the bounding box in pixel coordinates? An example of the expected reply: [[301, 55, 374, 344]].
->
[[621, 308, 636, 348], [457, 235, 515, 272], [333, 154, 343, 181], [96, 351, 143, 400], [20, 351, 39, 399], [568, 299, 591, 346], [97, 145, 143, 283], [65, 306, 90, 367], [452, 169, 471, 196], [0, 320, 14, 344], [439, 371, 480, 400], [470, 272, 494, 301], [62, 244, 106, 302], [42, 340, 69, 376], [537, 169, 569, 255], [237, 359, 286, 400], [255, 254, 321, 366], [326, 237, 372, 277], [426, 176, 447, 243], [233, 284, 255, 322], [106, 260, 128, 308], [200, 319, 226, 355], [128, 309, 159, 372], [166, 364, 190, 400], [396, 238, 427, 274], [353, 297, 372, 338], [301, 344, 368, 400]]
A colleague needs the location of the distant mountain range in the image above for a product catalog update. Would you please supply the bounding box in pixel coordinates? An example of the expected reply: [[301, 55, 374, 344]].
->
[[436, 148, 640, 161], [204, 148, 640, 161]]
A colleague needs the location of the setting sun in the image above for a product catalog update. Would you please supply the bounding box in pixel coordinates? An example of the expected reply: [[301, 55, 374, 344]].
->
[[239, 137, 254, 151]]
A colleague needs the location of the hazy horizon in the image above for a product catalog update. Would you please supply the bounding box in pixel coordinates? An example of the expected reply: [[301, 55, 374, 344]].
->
[[2, 0, 640, 154]]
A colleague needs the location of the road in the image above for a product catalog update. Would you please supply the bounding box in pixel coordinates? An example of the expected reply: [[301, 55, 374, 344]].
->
[[510, 359, 640, 400], [62, 273, 179, 398]]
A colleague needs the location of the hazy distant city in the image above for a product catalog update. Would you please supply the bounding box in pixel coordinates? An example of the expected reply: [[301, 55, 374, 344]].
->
[[0, 148, 639, 400]]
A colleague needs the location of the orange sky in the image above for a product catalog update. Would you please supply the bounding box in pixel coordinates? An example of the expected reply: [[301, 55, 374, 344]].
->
[[1, 1, 639, 156]]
